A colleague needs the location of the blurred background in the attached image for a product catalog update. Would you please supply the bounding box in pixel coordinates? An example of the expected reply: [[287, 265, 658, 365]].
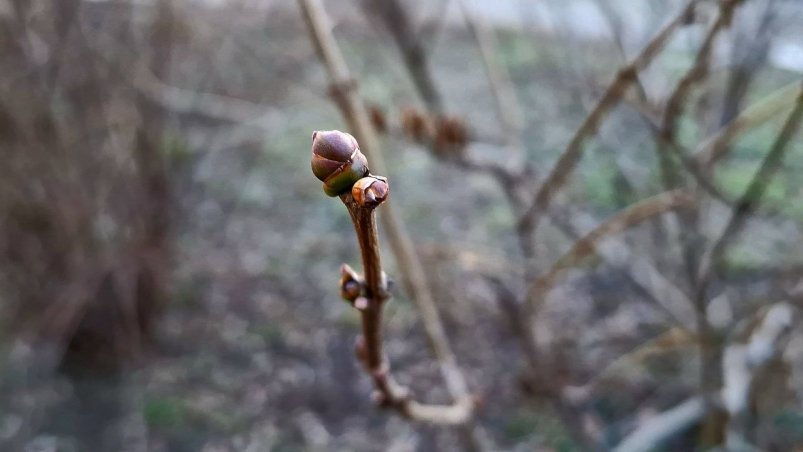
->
[[1, 0, 803, 450]]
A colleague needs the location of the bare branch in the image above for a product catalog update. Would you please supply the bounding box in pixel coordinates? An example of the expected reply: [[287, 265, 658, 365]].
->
[[518, 0, 696, 243], [134, 69, 280, 129], [552, 205, 698, 328], [694, 80, 803, 170], [456, 0, 523, 140], [340, 192, 476, 425], [661, 0, 742, 143], [525, 189, 695, 314], [362, 0, 443, 114], [722, 302, 796, 448], [697, 80, 803, 289], [613, 396, 707, 452], [613, 301, 796, 452]]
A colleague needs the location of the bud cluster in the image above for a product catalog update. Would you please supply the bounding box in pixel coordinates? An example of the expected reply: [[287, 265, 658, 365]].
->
[[398, 107, 468, 159]]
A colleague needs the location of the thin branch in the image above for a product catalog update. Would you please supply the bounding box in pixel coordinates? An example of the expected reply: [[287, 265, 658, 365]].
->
[[647, 10, 742, 398], [518, 0, 696, 246], [339, 193, 475, 425], [298, 0, 483, 439], [718, 0, 776, 127], [525, 189, 695, 314], [456, 0, 524, 140], [613, 396, 708, 452], [134, 69, 281, 129], [661, 0, 741, 144], [613, 300, 797, 452], [626, 80, 801, 216], [696, 80, 803, 290], [551, 205, 698, 329], [578, 327, 697, 393], [655, 0, 741, 294], [694, 80, 803, 170], [722, 302, 795, 448], [362, 0, 444, 114]]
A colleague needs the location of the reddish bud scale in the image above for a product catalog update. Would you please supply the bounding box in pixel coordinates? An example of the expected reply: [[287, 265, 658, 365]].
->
[[352, 176, 389, 209]]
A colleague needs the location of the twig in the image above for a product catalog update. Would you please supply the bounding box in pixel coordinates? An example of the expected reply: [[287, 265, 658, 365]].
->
[[613, 300, 797, 452], [722, 302, 795, 448], [298, 0, 483, 441], [518, 0, 696, 248], [718, 0, 776, 127], [692, 79, 803, 407], [626, 80, 800, 214], [655, 0, 741, 295], [525, 189, 695, 315], [650, 4, 743, 404], [696, 80, 803, 290], [339, 191, 475, 424], [613, 396, 708, 452], [362, 0, 444, 114], [134, 69, 281, 129], [661, 0, 741, 144], [456, 0, 524, 141], [694, 80, 803, 170], [578, 327, 697, 393], [551, 205, 698, 328]]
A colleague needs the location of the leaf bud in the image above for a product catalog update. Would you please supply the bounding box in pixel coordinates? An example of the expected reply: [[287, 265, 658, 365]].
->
[[340, 264, 363, 302], [351, 176, 389, 209], [311, 130, 369, 196]]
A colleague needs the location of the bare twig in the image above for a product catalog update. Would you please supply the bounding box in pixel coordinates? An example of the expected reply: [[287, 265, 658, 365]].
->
[[613, 396, 708, 452], [613, 300, 797, 452], [518, 0, 696, 249], [456, 0, 523, 140], [552, 205, 698, 328], [525, 189, 695, 315], [694, 80, 803, 170], [661, 0, 742, 144], [650, 3, 743, 408], [298, 0, 483, 441], [692, 79, 803, 406], [719, 0, 776, 127], [134, 69, 281, 129], [362, 0, 443, 114], [339, 191, 475, 424], [578, 327, 697, 393], [722, 302, 795, 448], [696, 80, 803, 290]]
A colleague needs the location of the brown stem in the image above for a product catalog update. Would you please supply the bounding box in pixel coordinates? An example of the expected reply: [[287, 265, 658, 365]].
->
[[337, 191, 477, 425], [655, 0, 742, 297], [525, 189, 695, 317], [661, 0, 742, 144], [518, 0, 696, 242], [693, 80, 802, 170], [362, 0, 444, 114], [341, 194, 387, 371], [696, 80, 803, 291], [300, 0, 483, 438]]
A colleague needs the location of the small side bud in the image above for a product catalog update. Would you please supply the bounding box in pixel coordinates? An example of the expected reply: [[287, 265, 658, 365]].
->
[[311, 130, 369, 197], [340, 264, 362, 302], [352, 176, 389, 209], [367, 104, 387, 133], [432, 115, 468, 158], [400, 106, 433, 143]]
